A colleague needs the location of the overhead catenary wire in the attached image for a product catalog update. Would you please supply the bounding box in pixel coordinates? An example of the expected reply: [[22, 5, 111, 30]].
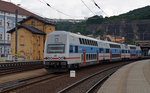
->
[[80, 0, 96, 16], [91, 0, 109, 16], [38, 0, 76, 19]]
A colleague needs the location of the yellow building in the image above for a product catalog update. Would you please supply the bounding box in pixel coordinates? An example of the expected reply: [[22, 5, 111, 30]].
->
[[7, 16, 55, 60], [106, 35, 125, 43]]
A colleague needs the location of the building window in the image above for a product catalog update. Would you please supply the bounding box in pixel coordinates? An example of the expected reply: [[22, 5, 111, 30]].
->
[[8, 49, 10, 54], [7, 34, 10, 40], [37, 36, 40, 46], [20, 35, 24, 46], [0, 47, 2, 54], [0, 33, 2, 40], [31, 21, 35, 26], [38, 51, 40, 60], [7, 20, 11, 27], [0, 19, 3, 26]]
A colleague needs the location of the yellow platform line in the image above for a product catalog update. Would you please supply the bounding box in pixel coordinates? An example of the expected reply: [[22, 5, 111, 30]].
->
[[117, 63, 135, 93]]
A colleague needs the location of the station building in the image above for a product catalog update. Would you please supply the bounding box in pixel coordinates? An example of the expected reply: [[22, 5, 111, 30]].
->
[[0, 1, 39, 57], [8, 16, 55, 60]]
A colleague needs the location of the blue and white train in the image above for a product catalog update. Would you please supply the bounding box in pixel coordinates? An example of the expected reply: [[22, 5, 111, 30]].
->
[[44, 31, 142, 72]]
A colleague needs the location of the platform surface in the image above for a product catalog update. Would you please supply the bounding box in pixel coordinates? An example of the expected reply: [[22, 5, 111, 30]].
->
[[97, 59, 150, 93]]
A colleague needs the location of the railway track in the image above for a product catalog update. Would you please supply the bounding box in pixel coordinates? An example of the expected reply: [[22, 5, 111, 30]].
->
[[0, 61, 43, 76], [1, 60, 147, 93], [0, 72, 65, 93], [58, 63, 129, 93]]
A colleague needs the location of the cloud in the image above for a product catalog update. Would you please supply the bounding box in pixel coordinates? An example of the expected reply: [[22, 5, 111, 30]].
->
[[4, 0, 150, 19]]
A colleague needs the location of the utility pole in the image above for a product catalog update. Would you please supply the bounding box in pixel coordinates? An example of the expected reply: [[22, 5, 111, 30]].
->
[[15, 9, 18, 61]]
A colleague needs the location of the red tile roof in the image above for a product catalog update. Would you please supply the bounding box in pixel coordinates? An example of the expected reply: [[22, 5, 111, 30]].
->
[[0, 1, 40, 17]]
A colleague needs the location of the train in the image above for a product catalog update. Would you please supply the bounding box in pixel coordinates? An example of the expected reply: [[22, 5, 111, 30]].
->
[[43, 31, 142, 72]]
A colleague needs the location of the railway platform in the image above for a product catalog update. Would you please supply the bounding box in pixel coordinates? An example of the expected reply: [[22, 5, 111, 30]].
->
[[98, 59, 150, 93]]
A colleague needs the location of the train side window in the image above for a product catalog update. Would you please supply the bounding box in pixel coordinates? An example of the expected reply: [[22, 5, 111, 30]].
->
[[84, 39, 87, 45], [86, 54, 88, 60], [84, 39, 86, 45], [96, 42, 98, 46], [88, 40, 90, 45], [94, 54, 96, 59], [92, 41, 94, 46], [89, 40, 91, 45], [88, 54, 90, 60], [91, 41, 93, 46], [92, 54, 94, 59], [100, 48, 103, 53], [106, 49, 109, 53], [90, 40, 92, 45], [69, 45, 73, 53], [87, 40, 89, 45], [75, 46, 78, 53], [82, 39, 85, 44], [91, 40, 93, 46], [85, 39, 88, 45], [79, 38, 82, 44]]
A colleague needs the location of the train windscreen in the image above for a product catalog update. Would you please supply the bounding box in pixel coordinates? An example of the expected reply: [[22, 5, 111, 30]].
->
[[47, 44, 65, 53]]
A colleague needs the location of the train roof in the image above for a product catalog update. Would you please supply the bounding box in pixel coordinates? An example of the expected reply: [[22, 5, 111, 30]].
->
[[52, 31, 121, 44], [50, 31, 139, 47]]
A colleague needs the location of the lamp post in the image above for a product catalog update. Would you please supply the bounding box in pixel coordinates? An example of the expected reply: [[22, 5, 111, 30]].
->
[[15, 9, 18, 61]]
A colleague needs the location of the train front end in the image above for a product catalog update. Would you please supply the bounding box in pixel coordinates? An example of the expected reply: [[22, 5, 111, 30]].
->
[[44, 31, 69, 72]]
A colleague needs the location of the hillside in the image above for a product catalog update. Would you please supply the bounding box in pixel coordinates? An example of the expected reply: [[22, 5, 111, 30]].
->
[[55, 6, 150, 43], [108, 6, 150, 21]]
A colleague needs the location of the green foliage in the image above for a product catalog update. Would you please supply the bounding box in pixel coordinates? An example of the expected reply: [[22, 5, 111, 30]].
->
[[86, 15, 104, 24], [93, 30, 102, 37], [106, 6, 150, 21], [55, 5, 150, 36]]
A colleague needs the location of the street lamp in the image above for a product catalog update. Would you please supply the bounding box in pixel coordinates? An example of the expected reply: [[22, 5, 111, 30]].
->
[[15, 9, 18, 61]]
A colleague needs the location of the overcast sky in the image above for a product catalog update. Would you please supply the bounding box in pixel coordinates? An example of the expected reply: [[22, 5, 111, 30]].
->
[[4, 0, 150, 19]]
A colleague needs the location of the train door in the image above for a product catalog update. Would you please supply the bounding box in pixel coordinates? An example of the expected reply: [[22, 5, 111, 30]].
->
[[83, 50, 86, 66], [120, 51, 122, 60], [130, 52, 132, 59], [110, 51, 112, 62], [97, 50, 99, 64]]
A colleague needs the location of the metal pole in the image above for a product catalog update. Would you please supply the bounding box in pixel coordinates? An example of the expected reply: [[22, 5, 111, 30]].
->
[[4, 12, 6, 57], [143, 33, 144, 41], [15, 9, 18, 61]]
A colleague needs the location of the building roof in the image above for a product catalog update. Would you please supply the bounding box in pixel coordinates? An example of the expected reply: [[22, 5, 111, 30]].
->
[[19, 16, 55, 26], [7, 25, 46, 35], [0, 1, 39, 17]]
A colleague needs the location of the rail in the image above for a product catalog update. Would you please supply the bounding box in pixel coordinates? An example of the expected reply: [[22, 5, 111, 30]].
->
[[58, 63, 128, 93], [0, 61, 44, 75]]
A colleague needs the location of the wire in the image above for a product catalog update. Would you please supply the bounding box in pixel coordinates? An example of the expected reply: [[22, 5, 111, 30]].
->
[[91, 0, 109, 16], [38, 0, 95, 19], [38, 0, 45, 4], [80, 0, 95, 15], [38, 0, 76, 19]]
